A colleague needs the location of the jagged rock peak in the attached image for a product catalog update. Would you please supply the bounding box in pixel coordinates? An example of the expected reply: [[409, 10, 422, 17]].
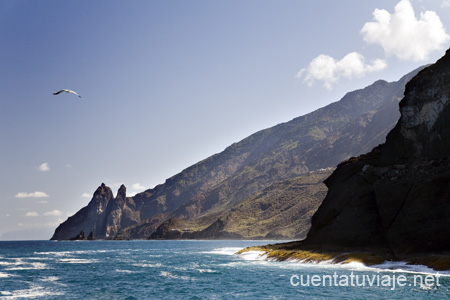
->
[[94, 183, 112, 196], [117, 184, 126, 199]]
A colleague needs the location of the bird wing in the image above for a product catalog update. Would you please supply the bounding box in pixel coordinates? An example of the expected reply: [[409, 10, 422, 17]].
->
[[66, 90, 81, 97], [53, 90, 65, 95], [53, 89, 81, 97]]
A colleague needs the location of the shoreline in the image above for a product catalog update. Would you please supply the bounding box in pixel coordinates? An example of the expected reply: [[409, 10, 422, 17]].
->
[[237, 245, 450, 272]]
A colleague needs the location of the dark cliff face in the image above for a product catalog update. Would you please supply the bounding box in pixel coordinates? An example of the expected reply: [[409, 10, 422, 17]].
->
[[51, 66, 424, 240], [51, 184, 141, 240], [304, 49, 450, 256], [51, 183, 113, 240]]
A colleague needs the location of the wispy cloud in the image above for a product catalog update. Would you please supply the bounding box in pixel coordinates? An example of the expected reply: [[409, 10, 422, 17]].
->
[[361, 0, 450, 61], [297, 52, 386, 90], [43, 209, 62, 217], [441, 0, 450, 8], [15, 191, 49, 198], [81, 193, 91, 198], [25, 211, 39, 217], [39, 162, 50, 172]]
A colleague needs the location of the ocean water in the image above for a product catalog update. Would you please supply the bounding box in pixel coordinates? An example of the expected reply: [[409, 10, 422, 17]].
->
[[0, 240, 449, 299]]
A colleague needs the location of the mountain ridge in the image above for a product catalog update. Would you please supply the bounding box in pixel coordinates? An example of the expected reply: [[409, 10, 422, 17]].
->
[[51, 66, 425, 241]]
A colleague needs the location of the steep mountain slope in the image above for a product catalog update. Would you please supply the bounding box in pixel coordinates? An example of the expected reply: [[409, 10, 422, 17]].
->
[[149, 168, 333, 240], [51, 66, 424, 240], [261, 49, 450, 270]]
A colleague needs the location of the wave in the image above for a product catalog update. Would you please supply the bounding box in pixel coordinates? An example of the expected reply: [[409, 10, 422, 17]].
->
[[4, 262, 48, 271], [197, 268, 218, 273], [57, 258, 98, 264], [33, 249, 115, 257], [0, 285, 64, 299], [238, 250, 268, 261], [369, 261, 450, 276], [39, 276, 59, 282], [0, 272, 16, 278], [234, 250, 450, 276], [159, 271, 194, 281], [115, 269, 141, 274], [202, 247, 245, 256], [132, 263, 163, 268]]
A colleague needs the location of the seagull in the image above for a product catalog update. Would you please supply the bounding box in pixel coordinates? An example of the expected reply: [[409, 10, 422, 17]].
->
[[53, 89, 82, 98]]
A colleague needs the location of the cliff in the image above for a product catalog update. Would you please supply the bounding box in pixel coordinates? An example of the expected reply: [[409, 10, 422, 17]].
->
[[51, 184, 140, 240], [51, 66, 424, 240], [256, 48, 450, 270]]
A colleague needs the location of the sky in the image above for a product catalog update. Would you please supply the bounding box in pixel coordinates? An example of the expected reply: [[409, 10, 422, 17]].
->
[[1, 0, 449, 240]]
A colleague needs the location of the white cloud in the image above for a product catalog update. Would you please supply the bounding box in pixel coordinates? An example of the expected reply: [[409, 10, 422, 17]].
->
[[43, 209, 62, 217], [81, 193, 92, 198], [442, 0, 450, 8], [39, 162, 50, 172], [25, 211, 39, 217], [132, 183, 146, 190], [15, 191, 49, 198], [361, 0, 450, 61], [297, 52, 387, 89]]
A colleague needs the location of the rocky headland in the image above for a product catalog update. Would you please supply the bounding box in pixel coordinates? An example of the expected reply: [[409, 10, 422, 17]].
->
[[243, 48, 450, 271]]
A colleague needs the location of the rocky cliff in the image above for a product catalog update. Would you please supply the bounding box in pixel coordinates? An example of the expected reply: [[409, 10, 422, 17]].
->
[[260, 49, 450, 268], [51, 184, 141, 240], [51, 66, 424, 240]]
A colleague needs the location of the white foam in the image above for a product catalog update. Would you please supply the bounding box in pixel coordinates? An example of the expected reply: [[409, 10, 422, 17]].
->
[[160, 271, 193, 281], [203, 247, 243, 256], [33, 249, 114, 257], [5, 262, 47, 271], [0, 261, 21, 266], [369, 261, 450, 276], [0, 285, 64, 299], [238, 250, 268, 261], [39, 276, 59, 282], [115, 269, 140, 274], [132, 263, 163, 268], [57, 258, 98, 264], [33, 251, 72, 257], [0, 272, 15, 278], [198, 268, 217, 273], [235, 250, 450, 276]]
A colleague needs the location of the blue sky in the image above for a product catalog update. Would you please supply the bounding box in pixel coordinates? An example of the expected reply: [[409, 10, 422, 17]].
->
[[1, 0, 449, 240]]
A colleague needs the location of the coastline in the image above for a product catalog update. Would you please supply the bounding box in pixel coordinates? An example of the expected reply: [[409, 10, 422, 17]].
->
[[237, 243, 450, 272]]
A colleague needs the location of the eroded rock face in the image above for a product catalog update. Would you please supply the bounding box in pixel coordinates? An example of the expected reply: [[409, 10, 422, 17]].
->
[[50, 184, 141, 240], [381, 50, 450, 163], [304, 49, 450, 257]]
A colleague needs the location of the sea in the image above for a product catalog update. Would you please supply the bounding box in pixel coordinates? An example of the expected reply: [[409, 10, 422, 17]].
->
[[0, 240, 449, 299]]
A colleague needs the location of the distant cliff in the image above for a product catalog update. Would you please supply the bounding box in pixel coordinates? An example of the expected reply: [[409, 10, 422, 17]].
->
[[51, 66, 424, 240], [260, 48, 450, 269]]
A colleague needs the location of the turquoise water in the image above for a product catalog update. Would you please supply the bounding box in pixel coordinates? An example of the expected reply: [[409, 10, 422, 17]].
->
[[0, 240, 449, 299]]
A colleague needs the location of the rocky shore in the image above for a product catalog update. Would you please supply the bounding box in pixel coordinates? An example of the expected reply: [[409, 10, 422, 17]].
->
[[250, 49, 450, 271]]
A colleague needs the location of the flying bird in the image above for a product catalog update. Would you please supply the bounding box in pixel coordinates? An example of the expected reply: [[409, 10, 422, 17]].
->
[[53, 89, 82, 98]]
